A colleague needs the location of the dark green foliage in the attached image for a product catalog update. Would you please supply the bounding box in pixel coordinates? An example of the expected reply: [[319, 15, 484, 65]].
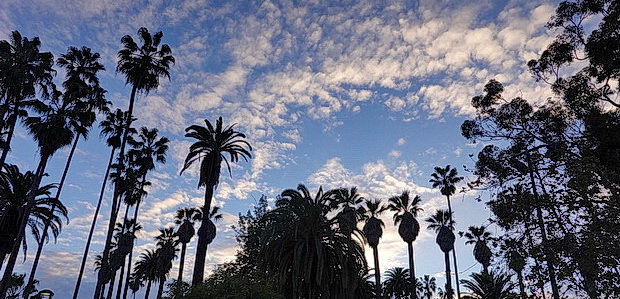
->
[[460, 271, 518, 299]]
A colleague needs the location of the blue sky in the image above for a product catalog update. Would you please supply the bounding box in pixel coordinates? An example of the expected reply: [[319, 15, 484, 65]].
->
[[2, 0, 560, 297]]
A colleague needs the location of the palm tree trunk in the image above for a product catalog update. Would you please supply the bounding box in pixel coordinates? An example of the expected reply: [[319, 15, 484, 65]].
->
[[156, 277, 165, 299], [408, 242, 416, 299], [525, 151, 560, 299], [517, 270, 527, 299], [95, 85, 137, 299], [115, 258, 127, 299], [0, 153, 49, 298], [27, 135, 80, 289], [73, 147, 115, 299], [444, 251, 453, 299], [192, 183, 215, 286], [445, 195, 460, 299], [0, 111, 18, 167], [122, 199, 142, 299], [372, 245, 381, 299], [178, 243, 187, 283], [144, 280, 152, 299], [107, 270, 117, 299]]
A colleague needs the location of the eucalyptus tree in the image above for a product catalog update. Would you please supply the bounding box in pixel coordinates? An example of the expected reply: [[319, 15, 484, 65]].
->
[[95, 27, 174, 299], [462, 226, 493, 273], [27, 45, 109, 289], [259, 184, 367, 298], [0, 30, 55, 167], [388, 190, 423, 299], [430, 165, 463, 299], [180, 116, 252, 285], [173, 207, 201, 283], [360, 198, 387, 298], [426, 209, 455, 299], [73, 109, 134, 299]]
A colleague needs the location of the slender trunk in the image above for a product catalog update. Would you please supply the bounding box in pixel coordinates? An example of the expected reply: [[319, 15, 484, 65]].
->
[[372, 245, 381, 299], [122, 198, 142, 299], [192, 183, 215, 286], [0, 153, 49, 298], [27, 135, 80, 290], [144, 280, 152, 299], [445, 195, 461, 299], [115, 257, 126, 299], [408, 242, 416, 299], [177, 243, 187, 283], [517, 270, 527, 299], [525, 151, 560, 299], [156, 277, 165, 299], [73, 147, 115, 299], [106, 270, 117, 299], [444, 251, 453, 299], [0, 110, 18, 167], [0, 253, 5, 270]]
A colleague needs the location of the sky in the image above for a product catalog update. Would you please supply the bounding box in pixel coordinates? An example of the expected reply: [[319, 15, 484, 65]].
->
[[1, 0, 561, 297]]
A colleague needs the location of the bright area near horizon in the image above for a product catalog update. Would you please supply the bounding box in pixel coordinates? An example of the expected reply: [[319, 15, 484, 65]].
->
[[2, 0, 559, 297]]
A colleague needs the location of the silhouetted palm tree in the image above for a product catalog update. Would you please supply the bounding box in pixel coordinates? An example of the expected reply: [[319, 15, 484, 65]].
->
[[133, 249, 158, 299], [388, 190, 423, 299], [180, 116, 251, 285], [383, 267, 412, 299], [463, 226, 493, 273], [0, 30, 55, 167], [361, 198, 387, 298], [28, 45, 109, 289], [173, 207, 200, 283], [460, 271, 518, 299], [154, 227, 178, 299], [420, 275, 437, 299], [430, 165, 463, 299], [95, 27, 174, 298], [426, 209, 456, 299], [73, 109, 134, 299]]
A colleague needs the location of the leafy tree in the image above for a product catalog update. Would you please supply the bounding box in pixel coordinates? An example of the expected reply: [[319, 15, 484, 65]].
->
[[388, 190, 423, 299], [180, 116, 251, 285], [361, 198, 387, 298], [460, 271, 518, 299], [426, 209, 455, 299]]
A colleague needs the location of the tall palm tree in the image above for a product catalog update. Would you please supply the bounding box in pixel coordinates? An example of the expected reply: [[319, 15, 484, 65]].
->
[[0, 91, 76, 298], [27, 45, 109, 288], [260, 184, 367, 298], [154, 227, 178, 299], [133, 249, 159, 299], [430, 165, 464, 299], [180, 116, 252, 285], [95, 27, 174, 299], [121, 127, 168, 299], [388, 190, 423, 299], [383, 267, 412, 299], [463, 226, 493, 273], [0, 30, 55, 167], [460, 271, 518, 299], [0, 164, 67, 268], [73, 109, 134, 299], [426, 209, 456, 299], [334, 187, 364, 238], [420, 275, 437, 299], [173, 207, 200, 283], [361, 198, 387, 298]]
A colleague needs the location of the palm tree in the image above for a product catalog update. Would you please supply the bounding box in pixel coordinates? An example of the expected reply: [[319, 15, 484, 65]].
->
[[430, 165, 463, 299], [420, 275, 437, 299], [133, 249, 159, 299], [0, 30, 55, 167], [95, 28, 174, 299], [503, 238, 527, 299], [180, 116, 252, 285], [463, 226, 493, 273], [426, 209, 456, 299], [0, 164, 67, 268], [360, 198, 387, 298], [73, 109, 134, 299], [0, 91, 76, 297], [127, 273, 142, 299], [154, 227, 178, 299], [27, 45, 109, 289], [383, 267, 412, 299], [388, 190, 423, 299], [260, 184, 367, 298], [173, 207, 200, 283], [460, 271, 518, 299], [334, 187, 364, 238]]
